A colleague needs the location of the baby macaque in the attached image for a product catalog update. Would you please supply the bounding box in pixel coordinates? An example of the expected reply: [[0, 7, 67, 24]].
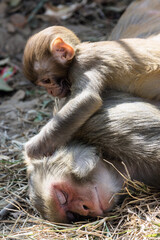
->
[[25, 91, 160, 223], [23, 0, 160, 159]]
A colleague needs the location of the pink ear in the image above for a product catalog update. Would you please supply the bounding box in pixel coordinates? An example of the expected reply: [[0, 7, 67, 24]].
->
[[50, 37, 75, 63]]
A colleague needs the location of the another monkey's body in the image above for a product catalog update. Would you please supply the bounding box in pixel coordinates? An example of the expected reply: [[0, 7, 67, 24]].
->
[[25, 0, 160, 222], [70, 38, 160, 99], [24, 0, 160, 158], [25, 91, 160, 222]]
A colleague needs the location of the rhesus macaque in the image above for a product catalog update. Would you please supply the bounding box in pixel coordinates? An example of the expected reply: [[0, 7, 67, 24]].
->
[[108, 0, 160, 40], [25, 91, 160, 223], [23, 0, 160, 159]]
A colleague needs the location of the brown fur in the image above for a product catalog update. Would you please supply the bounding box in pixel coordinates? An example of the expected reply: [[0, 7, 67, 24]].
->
[[25, 91, 160, 222], [24, 0, 160, 222], [109, 0, 160, 40], [23, 0, 160, 159], [23, 26, 80, 82]]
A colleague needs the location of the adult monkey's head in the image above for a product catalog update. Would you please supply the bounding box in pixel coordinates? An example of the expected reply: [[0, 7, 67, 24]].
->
[[25, 143, 121, 223]]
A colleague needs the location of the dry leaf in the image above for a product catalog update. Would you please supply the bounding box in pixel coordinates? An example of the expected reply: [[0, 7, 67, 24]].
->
[[10, 13, 27, 28], [0, 99, 39, 112], [0, 77, 13, 91], [44, 0, 87, 20], [9, 0, 21, 7], [11, 90, 25, 101], [0, 2, 7, 17]]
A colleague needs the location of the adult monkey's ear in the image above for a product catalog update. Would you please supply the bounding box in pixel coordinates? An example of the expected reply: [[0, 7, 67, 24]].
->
[[69, 145, 100, 179], [50, 37, 75, 63]]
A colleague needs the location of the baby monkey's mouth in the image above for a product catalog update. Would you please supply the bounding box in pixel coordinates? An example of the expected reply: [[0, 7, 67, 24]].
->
[[46, 77, 71, 98], [57, 78, 71, 98]]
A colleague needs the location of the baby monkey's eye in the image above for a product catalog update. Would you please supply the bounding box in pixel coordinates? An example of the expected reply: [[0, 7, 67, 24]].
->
[[42, 79, 51, 84]]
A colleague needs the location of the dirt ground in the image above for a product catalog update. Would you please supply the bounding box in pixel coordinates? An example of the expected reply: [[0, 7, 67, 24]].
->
[[1, 0, 160, 239]]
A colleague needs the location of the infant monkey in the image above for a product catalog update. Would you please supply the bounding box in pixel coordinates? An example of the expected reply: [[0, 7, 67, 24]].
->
[[23, 0, 160, 158]]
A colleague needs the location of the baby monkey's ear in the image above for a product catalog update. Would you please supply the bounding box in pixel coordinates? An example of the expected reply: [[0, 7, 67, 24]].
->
[[50, 37, 75, 64]]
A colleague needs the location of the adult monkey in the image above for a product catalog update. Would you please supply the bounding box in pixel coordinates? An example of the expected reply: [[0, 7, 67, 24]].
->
[[23, 0, 160, 159], [25, 91, 160, 223]]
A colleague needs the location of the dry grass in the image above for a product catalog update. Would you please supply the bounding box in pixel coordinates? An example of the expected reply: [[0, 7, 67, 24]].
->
[[1, 89, 160, 239], [1, 130, 160, 240], [1, 58, 160, 240], [1, 183, 160, 240]]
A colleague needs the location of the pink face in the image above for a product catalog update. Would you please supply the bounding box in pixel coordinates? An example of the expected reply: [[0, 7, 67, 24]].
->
[[49, 171, 117, 222], [37, 77, 70, 98], [29, 156, 122, 223], [34, 60, 71, 98]]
